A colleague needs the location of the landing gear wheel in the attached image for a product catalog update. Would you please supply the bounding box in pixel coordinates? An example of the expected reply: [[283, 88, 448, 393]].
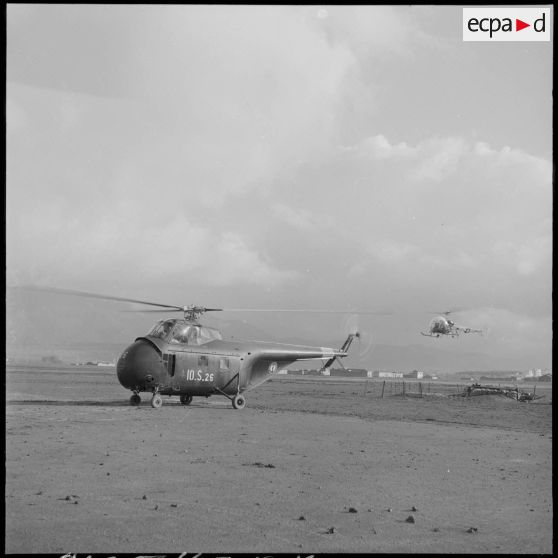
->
[[180, 394, 193, 405], [232, 394, 246, 410], [151, 393, 163, 409], [130, 394, 141, 406]]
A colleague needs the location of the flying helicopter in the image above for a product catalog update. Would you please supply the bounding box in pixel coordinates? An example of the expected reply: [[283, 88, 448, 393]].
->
[[15, 286, 382, 409], [421, 310, 484, 338]]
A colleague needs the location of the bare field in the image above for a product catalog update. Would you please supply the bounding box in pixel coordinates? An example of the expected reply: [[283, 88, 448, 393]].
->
[[5, 365, 553, 554]]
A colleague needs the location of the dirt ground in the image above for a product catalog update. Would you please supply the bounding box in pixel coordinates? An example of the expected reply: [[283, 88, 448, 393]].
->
[[5, 365, 553, 554]]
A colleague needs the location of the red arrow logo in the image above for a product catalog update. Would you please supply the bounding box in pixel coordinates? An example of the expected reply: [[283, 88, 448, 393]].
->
[[516, 19, 530, 31]]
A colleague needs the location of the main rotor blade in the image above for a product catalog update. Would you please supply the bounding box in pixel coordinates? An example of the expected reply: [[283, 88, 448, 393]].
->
[[12, 285, 183, 310], [11, 286, 388, 316], [123, 307, 223, 313], [122, 308, 184, 313], [431, 308, 466, 315], [222, 308, 391, 315]]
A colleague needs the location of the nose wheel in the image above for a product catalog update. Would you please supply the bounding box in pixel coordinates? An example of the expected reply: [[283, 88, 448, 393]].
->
[[130, 393, 141, 406], [151, 393, 163, 408]]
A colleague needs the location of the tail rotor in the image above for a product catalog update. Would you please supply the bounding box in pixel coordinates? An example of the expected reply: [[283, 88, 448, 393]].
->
[[342, 313, 375, 361]]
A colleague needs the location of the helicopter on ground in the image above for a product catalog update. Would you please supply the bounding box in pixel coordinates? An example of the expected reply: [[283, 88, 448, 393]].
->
[[421, 310, 484, 338], [17, 286, 377, 409]]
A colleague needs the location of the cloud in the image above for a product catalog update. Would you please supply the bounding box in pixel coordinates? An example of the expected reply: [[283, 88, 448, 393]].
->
[[465, 307, 552, 360], [272, 203, 334, 232], [284, 133, 552, 322], [7, 199, 299, 289], [493, 234, 552, 277], [7, 6, 365, 209], [411, 137, 467, 182], [350, 135, 469, 181], [208, 232, 300, 287], [5, 97, 28, 133], [307, 5, 437, 58], [348, 134, 415, 160]]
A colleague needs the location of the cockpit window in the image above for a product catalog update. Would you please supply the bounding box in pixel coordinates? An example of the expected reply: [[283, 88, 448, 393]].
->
[[147, 319, 176, 340], [168, 323, 222, 346], [147, 319, 221, 345], [170, 324, 196, 344]]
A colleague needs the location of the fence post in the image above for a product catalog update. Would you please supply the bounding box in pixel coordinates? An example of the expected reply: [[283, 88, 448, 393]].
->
[[381, 380, 385, 399]]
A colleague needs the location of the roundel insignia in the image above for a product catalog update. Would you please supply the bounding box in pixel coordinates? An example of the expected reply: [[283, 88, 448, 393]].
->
[[268, 361, 278, 374]]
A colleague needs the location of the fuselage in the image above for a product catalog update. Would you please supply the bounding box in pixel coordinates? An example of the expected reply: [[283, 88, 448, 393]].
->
[[116, 318, 341, 397], [429, 316, 453, 335]]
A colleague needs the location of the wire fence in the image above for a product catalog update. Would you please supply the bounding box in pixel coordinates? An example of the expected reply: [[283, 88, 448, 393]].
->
[[359, 379, 546, 399], [275, 375, 551, 401], [361, 380, 469, 398]]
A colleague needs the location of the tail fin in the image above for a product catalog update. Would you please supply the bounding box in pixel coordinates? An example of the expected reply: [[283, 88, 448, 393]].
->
[[340, 331, 360, 353], [320, 332, 360, 371]]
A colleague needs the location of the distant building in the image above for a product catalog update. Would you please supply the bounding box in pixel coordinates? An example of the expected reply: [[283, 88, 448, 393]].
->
[[479, 375, 517, 383], [330, 368, 368, 377], [404, 370, 424, 379], [380, 371, 404, 379], [290, 368, 320, 376], [370, 370, 404, 379]]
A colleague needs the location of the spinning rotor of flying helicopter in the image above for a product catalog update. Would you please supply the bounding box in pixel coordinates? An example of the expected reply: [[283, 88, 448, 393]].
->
[[17, 286, 384, 409], [421, 309, 484, 338]]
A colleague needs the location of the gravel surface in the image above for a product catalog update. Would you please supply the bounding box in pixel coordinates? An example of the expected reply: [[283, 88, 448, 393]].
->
[[5, 366, 553, 554]]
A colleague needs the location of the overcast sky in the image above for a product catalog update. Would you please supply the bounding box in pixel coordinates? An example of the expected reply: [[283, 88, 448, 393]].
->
[[6, 5, 553, 369]]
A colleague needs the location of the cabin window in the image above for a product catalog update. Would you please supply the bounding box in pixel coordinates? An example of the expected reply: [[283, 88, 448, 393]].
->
[[219, 357, 230, 371], [198, 355, 208, 367], [163, 353, 176, 376]]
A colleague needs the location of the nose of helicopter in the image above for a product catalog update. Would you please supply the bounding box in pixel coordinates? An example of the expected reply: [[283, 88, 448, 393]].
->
[[116, 340, 164, 391]]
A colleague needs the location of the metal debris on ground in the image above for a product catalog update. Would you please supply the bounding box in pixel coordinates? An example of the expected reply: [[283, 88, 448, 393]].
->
[[454, 383, 544, 402]]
